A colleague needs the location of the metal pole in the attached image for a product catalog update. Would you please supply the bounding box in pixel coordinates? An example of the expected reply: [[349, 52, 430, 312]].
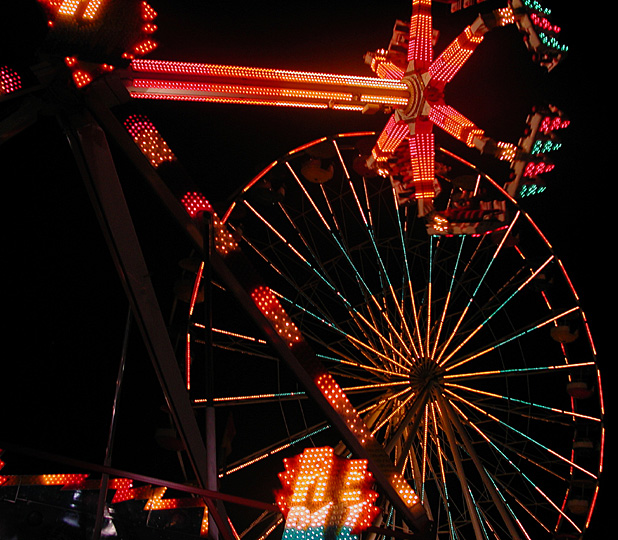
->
[[59, 110, 234, 540], [92, 308, 132, 540], [438, 393, 523, 540], [203, 212, 219, 540]]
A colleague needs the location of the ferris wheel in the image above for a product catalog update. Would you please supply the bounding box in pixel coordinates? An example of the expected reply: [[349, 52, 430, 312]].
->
[[194, 132, 603, 540], [0, 1, 604, 540]]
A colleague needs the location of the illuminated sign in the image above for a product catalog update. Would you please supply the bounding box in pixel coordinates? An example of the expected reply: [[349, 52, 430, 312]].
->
[[276, 447, 379, 540]]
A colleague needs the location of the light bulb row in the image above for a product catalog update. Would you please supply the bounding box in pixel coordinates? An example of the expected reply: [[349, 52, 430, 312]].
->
[[429, 104, 484, 147], [408, 1, 433, 64], [429, 26, 484, 83], [130, 59, 408, 91]]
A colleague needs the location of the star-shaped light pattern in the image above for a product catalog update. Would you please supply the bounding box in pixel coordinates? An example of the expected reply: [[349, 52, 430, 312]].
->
[[364, 0, 533, 206]]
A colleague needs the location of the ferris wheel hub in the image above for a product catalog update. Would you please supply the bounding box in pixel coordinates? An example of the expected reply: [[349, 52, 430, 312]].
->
[[408, 358, 444, 393]]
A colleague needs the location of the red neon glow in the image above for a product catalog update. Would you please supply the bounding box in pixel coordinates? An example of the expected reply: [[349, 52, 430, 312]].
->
[[539, 114, 570, 134], [0, 66, 22, 95], [530, 12, 561, 34], [53, 0, 103, 20], [523, 160, 554, 177], [143, 485, 209, 528], [315, 373, 373, 445], [367, 49, 405, 80], [408, 0, 433, 65], [276, 447, 379, 536], [1, 473, 89, 489], [71, 69, 92, 88], [131, 38, 158, 57], [141, 0, 157, 21], [0, 463, 210, 537]]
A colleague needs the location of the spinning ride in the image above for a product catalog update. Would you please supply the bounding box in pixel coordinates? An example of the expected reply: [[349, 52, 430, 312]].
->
[[0, 2, 604, 540]]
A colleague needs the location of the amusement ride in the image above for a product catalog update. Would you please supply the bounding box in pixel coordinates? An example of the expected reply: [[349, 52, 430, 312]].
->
[[0, 1, 605, 540]]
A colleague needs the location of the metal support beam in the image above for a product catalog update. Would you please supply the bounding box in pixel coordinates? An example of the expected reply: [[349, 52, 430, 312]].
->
[[82, 75, 431, 538], [58, 108, 233, 540]]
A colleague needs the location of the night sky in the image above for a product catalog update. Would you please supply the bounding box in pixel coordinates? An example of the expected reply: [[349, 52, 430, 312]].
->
[[1, 1, 610, 538]]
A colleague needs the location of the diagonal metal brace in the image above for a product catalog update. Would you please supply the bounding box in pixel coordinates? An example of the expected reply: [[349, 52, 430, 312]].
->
[[58, 108, 234, 540]]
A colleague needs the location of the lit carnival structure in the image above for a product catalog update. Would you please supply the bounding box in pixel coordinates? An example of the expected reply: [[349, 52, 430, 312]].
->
[[0, 1, 603, 540]]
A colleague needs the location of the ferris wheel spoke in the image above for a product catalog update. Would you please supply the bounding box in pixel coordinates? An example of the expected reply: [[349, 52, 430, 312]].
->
[[450, 401, 579, 486], [241, 200, 343, 299], [393, 201, 425, 356], [350, 178, 419, 359], [449, 401, 586, 535], [194, 392, 307, 408], [221, 422, 331, 478], [444, 361, 597, 383], [317, 352, 405, 381], [282, 163, 422, 366], [434, 392, 486, 539], [434, 213, 522, 365], [430, 236, 466, 360], [240, 200, 400, 362], [445, 389, 599, 482], [385, 386, 432, 456], [232, 224, 409, 376], [368, 390, 414, 435], [234, 227, 354, 350], [438, 253, 557, 370], [444, 382, 603, 425], [437, 393, 525, 540], [423, 403, 453, 529], [443, 304, 579, 374], [394, 400, 432, 480], [341, 380, 409, 395]]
